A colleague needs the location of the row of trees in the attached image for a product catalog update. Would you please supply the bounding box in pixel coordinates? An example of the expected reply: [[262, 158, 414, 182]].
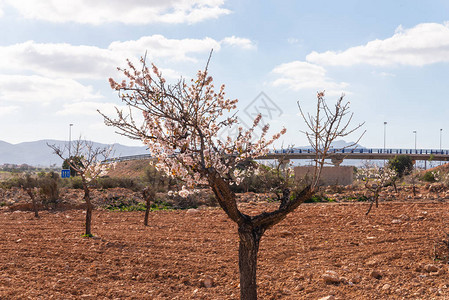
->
[[14, 53, 425, 299]]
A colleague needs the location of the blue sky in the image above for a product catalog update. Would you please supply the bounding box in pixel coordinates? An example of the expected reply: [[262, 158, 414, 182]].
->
[[1, 0, 449, 150]]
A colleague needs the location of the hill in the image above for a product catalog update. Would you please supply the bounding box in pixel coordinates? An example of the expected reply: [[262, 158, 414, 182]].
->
[[0, 140, 147, 167]]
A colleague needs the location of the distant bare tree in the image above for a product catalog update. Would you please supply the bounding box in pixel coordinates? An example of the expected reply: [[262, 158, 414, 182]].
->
[[48, 139, 114, 236], [357, 163, 397, 215], [298, 92, 365, 187], [19, 174, 39, 218]]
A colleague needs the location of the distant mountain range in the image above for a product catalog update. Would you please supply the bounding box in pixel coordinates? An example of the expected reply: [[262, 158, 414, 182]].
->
[[0, 140, 147, 167]]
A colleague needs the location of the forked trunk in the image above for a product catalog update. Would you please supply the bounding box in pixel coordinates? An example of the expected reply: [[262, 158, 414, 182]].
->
[[238, 224, 263, 300]]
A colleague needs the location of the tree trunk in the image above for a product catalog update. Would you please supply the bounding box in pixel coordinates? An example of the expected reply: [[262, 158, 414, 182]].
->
[[26, 188, 39, 218], [238, 224, 263, 300], [142, 187, 154, 226], [83, 184, 93, 236], [144, 200, 150, 226]]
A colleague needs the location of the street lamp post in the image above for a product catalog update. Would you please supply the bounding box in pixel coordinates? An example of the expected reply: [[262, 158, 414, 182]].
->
[[413, 130, 417, 152], [413, 130, 417, 169], [383, 121, 387, 153], [69, 124, 73, 157], [440, 128, 443, 166]]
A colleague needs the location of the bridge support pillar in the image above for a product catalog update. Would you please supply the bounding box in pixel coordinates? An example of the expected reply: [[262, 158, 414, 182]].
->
[[331, 157, 344, 167]]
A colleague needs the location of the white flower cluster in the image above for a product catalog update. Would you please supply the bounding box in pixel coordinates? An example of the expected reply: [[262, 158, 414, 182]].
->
[[357, 164, 396, 189], [110, 60, 286, 197]]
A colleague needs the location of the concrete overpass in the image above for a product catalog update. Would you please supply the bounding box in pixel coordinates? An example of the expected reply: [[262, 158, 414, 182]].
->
[[263, 148, 449, 166], [106, 148, 449, 166]]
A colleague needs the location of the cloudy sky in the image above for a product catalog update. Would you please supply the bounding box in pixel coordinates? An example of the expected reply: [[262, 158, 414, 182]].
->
[[1, 0, 449, 150]]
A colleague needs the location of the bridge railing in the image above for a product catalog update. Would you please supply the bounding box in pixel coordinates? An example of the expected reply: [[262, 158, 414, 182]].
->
[[269, 148, 449, 155], [104, 148, 449, 163], [103, 154, 152, 163]]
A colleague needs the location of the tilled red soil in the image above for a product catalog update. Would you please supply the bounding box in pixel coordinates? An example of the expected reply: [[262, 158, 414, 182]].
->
[[1, 201, 449, 299]]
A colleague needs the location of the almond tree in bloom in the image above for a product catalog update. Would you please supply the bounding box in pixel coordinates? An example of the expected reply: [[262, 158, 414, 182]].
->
[[357, 164, 397, 215], [49, 139, 115, 236], [101, 54, 363, 299]]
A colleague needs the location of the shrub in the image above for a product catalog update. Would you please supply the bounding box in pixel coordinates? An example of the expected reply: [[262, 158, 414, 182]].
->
[[38, 172, 60, 207], [1, 176, 22, 189], [304, 194, 335, 203], [422, 171, 437, 182], [104, 196, 173, 211], [143, 165, 175, 192], [230, 164, 283, 193], [388, 155, 413, 178], [96, 177, 142, 190], [70, 176, 84, 189]]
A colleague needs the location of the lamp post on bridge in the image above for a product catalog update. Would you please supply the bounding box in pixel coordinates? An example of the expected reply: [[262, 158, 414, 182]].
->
[[440, 128, 443, 166], [69, 123, 73, 157], [413, 130, 417, 152], [383, 122, 387, 153], [413, 130, 417, 169]]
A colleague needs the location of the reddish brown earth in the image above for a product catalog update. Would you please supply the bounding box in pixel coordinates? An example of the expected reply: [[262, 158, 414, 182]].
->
[[2, 199, 449, 299]]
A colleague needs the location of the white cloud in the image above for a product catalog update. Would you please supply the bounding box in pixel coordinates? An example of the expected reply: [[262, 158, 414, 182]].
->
[[271, 61, 348, 94], [0, 75, 102, 105], [0, 35, 252, 79], [109, 35, 221, 63], [372, 71, 396, 77], [0, 41, 116, 79], [306, 22, 449, 67], [57, 101, 127, 116], [221, 36, 256, 50], [0, 105, 19, 116], [4, 0, 231, 25]]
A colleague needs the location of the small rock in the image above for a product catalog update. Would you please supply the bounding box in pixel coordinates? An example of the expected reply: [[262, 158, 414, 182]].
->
[[339, 276, 348, 284], [424, 264, 438, 273], [322, 270, 340, 284], [318, 296, 335, 300], [186, 208, 199, 214], [346, 220, 357, 226], [391, 219, 402, 224], [370, 270, 383, 279], [365, 259, 378, 267], [279, 230, 294, 237], [350, 275, 362, 284], [382, 283, 391, 290], [77, 277, 93, 285], [202, 275, 214, 288]]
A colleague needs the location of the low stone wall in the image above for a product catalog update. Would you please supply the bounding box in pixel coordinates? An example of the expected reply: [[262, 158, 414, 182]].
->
[[294, 166, 354, 186]]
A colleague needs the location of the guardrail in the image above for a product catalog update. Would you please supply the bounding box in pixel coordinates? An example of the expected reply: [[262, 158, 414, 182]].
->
[[271, 148, 449, 155], [105, 148, 449, 163]]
